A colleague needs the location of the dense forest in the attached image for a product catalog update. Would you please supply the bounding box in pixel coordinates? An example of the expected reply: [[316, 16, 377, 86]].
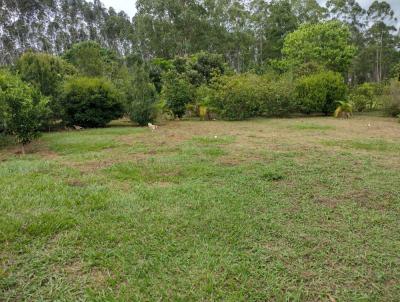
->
[[1, 0, 400, 150], [1, 0, 399, 82]]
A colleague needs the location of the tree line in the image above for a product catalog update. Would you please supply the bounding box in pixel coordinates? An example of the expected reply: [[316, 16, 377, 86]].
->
[[1, 0, 399, 83]]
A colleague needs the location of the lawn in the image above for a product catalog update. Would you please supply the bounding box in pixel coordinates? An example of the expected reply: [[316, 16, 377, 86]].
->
[[1, 116, 399, 301]]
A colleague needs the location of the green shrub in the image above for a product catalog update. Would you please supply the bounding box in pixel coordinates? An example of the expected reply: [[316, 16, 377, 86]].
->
[[126, 66, 158, 126], [0, 70, 49, 151], [349, 82, 382, 112], [60, 77, 124, 127], [383, 80, 400, 117], [260, 75, 295, 117], [210, 74, 262, 120], [162, 71, 194, 118], [63, 41, 119, 78], [295, 71, 347, 115], [190, 52, 227, 84], [210, 73, 295, 120], [16, 51, 76, 121]]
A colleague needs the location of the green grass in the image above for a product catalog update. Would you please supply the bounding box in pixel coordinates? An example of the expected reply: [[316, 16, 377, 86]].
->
[[323, 139, 400, 153], [289, 122, 335, 131], [1, 117, 399, 301]]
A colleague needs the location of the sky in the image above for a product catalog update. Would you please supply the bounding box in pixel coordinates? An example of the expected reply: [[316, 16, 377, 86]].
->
[[97, 0, 400, 18]]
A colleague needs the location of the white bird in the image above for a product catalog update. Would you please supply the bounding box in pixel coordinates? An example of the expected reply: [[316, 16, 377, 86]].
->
[[148, 123, 159, 131]]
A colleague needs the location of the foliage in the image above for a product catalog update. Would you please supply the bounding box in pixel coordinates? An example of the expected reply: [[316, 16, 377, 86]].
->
[[15, 51, 76, 119], [349, 82, 381, 112], [259, 75, 295, 117], [189, 52, 227, 84], [126, 65, 158, 126], [63, 41, 121, 78], [60, 77, 124, 127], [149, 58, 175, 93], [294, 71, 347, 115], [162, 71, 194, 118], [334, 101, 353, 118], [282, 21, 357, 73], [210, 73, 295, 120], [0, 70, 48, 148], [383, 80, 400, 117], [210, 74, 263, 120]]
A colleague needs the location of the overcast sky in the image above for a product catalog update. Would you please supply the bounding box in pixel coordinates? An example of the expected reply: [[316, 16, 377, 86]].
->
[[97, 0, 400, 18]]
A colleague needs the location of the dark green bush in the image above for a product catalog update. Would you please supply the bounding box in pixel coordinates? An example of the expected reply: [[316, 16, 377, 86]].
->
[[383, 80, 400, 117], [260, 75, 295, 117], [162, 71, 194, 118], [190, 52, 227, 84], [210, 73, 295, 120], [16, 51, 76, 120], [210, 74, 262, 120], [0, 70, 49, 149], [60, 77, 124, 127], [63, 41, 120, 78], [349, 82, 381, 112], [126, 66, 158, 126], [295, 71, 347, 115]]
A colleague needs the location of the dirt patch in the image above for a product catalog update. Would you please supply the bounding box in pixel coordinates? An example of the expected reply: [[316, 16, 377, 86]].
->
[[314, 189, 385, 209], [66, 179, 86, 187]]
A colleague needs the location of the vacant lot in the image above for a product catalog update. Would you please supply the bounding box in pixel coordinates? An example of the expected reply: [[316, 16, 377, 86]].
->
[[1, 116, 399, 301]]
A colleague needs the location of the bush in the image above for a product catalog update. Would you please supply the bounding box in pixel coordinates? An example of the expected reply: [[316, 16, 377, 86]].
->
[[210, 74, 262, 120], [162, 71, 194, 118], [0, 70, 49, 151], [63, 41, 120, 78], [260, 75, 295, 117], [126, 66, 157, 126], [349, 82, 382, 112], [294, 71, 347, 115], [190, 52, 227, 84], [60, 77, 124, 127], [210, 73, 295, 120], [383, 80, 400, 117], [16, 51, 76, 120]]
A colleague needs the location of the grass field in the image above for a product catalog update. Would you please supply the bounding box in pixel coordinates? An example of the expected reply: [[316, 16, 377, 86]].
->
[[1, 116, 399, 301]]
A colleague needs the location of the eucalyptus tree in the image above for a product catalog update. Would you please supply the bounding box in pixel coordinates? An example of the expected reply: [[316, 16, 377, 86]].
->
[[366, 1, 398, 82]]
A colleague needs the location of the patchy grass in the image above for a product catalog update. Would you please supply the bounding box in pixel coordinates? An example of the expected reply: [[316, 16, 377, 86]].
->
[[323, 139, 400, 153], [0, 116, 399, 301], [289, 122, 336, 131]]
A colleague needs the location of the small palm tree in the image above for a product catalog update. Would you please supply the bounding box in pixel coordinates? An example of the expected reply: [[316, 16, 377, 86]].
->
[[334, 101, 353, 119]]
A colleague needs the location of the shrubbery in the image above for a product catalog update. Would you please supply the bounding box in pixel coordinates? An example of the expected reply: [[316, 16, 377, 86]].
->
[[259, 76, 295, 117], [383, 80, 400, 117], [0, 70, 49, 152], [294, 71, 347, 115], [210, 73, 295, 120], [60, 77, 124, 127], [349, 82, 382, 112], [16, 51, 76, 120], [210, 74, 264, 120], [162, 71, 194, 118], [126, 66, 157, 126]]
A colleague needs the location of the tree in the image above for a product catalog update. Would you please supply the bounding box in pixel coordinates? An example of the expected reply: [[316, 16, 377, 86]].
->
[[16, 51, 76, 119], [126, 65, 158, 126], [366, 1, 398, 82], [282, 21, 357, 74], [0, 70, 49, 153], [295, 71, 347, 115], [63, 41, 122, 78], [60, 77, 124, 127], [162, 71, 194, 118]]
